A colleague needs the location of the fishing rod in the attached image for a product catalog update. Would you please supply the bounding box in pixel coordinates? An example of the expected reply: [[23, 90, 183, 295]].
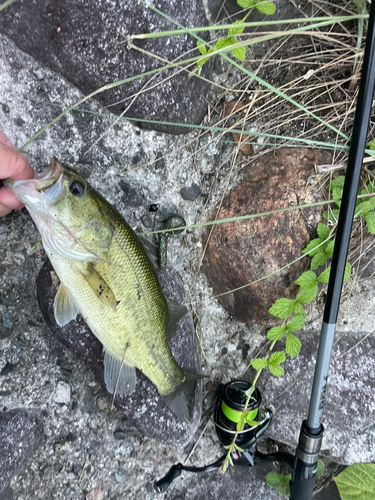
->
[[289, 0, 375, 497], [155, 1, 375, 496]]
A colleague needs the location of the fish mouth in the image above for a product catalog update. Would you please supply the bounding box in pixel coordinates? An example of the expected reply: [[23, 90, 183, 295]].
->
[[4, 157, 65, 209]]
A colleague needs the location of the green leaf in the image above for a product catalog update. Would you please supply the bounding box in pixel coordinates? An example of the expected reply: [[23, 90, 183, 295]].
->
[[330, 176, 345, 190], [286, 314, 305, 332], [296, 285, 318, 303], [325, 239, 335, 257], [236, 0, 257, 8], [267, 326, 287, 341], [302, 238, 323, 256], [317, 223, 330, 241], [365, 211, 375, 234], [268, 363, 284, 377], [251, 358, 268, 370], [215, 37, 236, 51], [255, 1, 276, 14], [311, 252, 328, 270], [344, 262, 351, 282], [316, 460, 325, 478], [295, 271, 317, 289], [332, 187, 343, 202], [294, 302, 306, 319], [197, 41, 206, 55], [268, 298, 296, 318], [334, 463, 375, 500], [269, 351, 286, 365], [367, 138, 375, 150], [322, 208, 340, 221], [355, 200, 373, 217], [228, 20, 245, 36], [266, 472, 291, 496], [231, 46, 246, 62], [317, 266, 330, 283], [286, 332, 302, 358]]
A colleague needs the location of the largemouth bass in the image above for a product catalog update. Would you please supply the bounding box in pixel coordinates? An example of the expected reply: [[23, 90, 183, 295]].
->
[[5, 158, 198, 422]]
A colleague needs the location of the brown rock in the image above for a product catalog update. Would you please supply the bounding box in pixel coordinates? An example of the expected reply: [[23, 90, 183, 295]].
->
[[202, 148, 332, 325]]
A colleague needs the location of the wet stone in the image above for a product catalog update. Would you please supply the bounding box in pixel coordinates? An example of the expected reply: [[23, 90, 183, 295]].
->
[[119, 180, 142, 207], [180, 183, 201, 201]]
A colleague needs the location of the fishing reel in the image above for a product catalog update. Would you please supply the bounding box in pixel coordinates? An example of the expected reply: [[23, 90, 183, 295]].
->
[[155, 380, 294, 493]]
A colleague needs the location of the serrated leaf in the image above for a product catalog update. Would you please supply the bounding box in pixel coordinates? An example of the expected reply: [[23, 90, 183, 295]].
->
[[255, 1, 276, 14], [317, 266, 330, 283], [334, 463, 375, 500], [231, 46, 246, 62], [332, 187, 343, 202], [216, 37, 236, 51], [322, 208, 340, 221], [355, 200, 373, 217], [251, 358, 268, 370], [344, 262, 351, 282], [286, 314, 305, 332], [286, 332, 302, 358], [197, 41, 206, 55], [367, 138, 375, 150], [268, 363, 285, 377], [269, 351, 286, 365], [266, 472, 291, 496], [267, 326, 287, 341], [294, 302, 306, 319], [237, 0, 257, 8], [295, 271, 317, 289], [268, 298, 296, 318], [317, 223, 330, 240], [365, 211, 375, 234], [228, 20, 245, 36], [330, 176, 345, 190], [302, 238, 323, 256], [325, 239, 335, 257], [296, 285, 318, 303], [311, 252, 328, 270]]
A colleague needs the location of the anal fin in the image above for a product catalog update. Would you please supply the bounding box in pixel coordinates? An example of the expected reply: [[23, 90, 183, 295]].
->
[[54, 284, 79, 327], [104, 350, 136, 396]]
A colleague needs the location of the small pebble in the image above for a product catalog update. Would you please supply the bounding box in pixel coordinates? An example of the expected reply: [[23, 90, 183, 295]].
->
[[1, 362, 15, 376], [2, 312, 13, 330], [35, 69, 44, 80], [66, 432, 77, 442], [54, 381, 71, 404], [180, 183, 201, 201], [155, 151, 165, 169], [86, 485, 105, 500], [141, 214, 153, 228], [1, 103, 10, 113], [114, 472, 122, 483], [113, 430, 126, 440]]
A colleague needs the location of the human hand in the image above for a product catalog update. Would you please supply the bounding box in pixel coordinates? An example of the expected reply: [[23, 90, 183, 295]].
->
[[0, 131, 34, 217]]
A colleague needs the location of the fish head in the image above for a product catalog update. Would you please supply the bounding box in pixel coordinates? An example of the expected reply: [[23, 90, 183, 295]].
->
[[4, 157, 114, 260]]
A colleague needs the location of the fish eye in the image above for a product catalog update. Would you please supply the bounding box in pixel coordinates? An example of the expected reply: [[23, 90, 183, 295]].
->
[[69, 181, 85, 197]]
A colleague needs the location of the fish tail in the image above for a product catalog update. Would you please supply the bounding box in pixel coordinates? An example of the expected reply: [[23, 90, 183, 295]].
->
[[162, 373, 199, 423]]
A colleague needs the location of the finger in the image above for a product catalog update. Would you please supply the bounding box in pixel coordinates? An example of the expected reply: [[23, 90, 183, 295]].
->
[[0, 131, 15, 149], [0, 186, 24, 216], [0, 143, 34, 181]]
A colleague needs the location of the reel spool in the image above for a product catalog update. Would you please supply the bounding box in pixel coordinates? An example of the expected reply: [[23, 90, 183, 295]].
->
[[214, 380, 262, 448]]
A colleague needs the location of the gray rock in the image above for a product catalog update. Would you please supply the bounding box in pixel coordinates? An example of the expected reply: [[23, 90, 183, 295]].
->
[[0, 0, 213, 135], [0, 409, 44, 498], [36, 259, 202, 446], [2, 312, 13, 329], [180, 183, 201, 201], [259, 330, 375, 464]]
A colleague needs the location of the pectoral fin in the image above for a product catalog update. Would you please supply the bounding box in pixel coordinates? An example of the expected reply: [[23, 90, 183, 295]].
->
[[81, 264, 117, 309], [54, 284, 79, 327], [166, 297, 187, 340], [104, 350, 136, 396]]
